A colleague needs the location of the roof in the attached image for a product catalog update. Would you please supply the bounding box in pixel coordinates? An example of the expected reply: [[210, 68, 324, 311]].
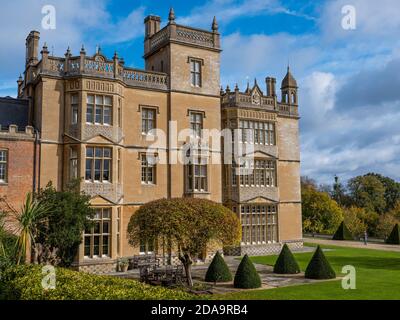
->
[[281, 67, 298, 88], [0, 97, 29, 128]]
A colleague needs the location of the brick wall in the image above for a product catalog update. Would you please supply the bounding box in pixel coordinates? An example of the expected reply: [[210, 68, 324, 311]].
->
[[0, 128, 36, 211]]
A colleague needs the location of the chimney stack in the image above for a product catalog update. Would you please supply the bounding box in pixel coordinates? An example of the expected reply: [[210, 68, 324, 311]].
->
[[25, 31, 40, 66]]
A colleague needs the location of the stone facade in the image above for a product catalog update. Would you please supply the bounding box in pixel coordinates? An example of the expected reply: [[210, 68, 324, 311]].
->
[[1, 9, 302, 273]]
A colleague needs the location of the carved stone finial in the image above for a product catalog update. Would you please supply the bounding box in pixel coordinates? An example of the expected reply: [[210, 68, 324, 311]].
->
[[235, 83, 239, 92], [65, 46, 71, 57], [41, 42, 49, 54], [226, 85, 231, 92], [169, 7, 176, 23], [114, 51, 118, 59], [212, 16, 218, 31], [80, 44, 86, 55]]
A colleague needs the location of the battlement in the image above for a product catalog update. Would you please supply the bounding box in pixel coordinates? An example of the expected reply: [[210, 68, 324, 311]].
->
[[0, 124, 35, 139]]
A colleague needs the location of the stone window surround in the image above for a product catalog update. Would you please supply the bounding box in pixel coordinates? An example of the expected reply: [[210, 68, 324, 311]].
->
[[85, 146, 112, 183], [238, 158, 277, 188], [137, 105, 160, 136], [86, 94, 113, 126], [140, 152, 157, 185], [84, 207, 112, 259], [187, 56, 204, 88]]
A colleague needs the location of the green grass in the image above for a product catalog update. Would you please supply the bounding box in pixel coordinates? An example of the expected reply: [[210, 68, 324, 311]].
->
[[217, 243, 400, 300]]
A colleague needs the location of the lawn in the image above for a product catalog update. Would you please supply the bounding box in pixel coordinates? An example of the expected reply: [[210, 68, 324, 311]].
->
[[217, 243, 400, 300]]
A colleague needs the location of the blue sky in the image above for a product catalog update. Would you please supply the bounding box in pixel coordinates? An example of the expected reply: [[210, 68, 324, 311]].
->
[[0, 0, 399, 185]]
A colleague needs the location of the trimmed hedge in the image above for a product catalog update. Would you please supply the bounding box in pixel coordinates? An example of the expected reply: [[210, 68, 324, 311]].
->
[[305, 246, 336, 280], [273, 244, 300, 274], [205, 251, 232, 283], [0, 265, 194, 300], [332, 221, 353, 241], [386, 224, 400, 245], [233, 254, 261, 289]]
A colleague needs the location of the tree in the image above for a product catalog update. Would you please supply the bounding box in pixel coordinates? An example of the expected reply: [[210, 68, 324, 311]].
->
[[127, 198, 241, 287], [331, 175, 348, 206], [305, 246, 336, 279], [385, 224, 400, 245], [205, 251, 232, 283], [365, 173, 400, 211], [273, 244, 300, 274], [35, 180, 95, 266], [343, 207, 367, 238], [233, 254, 261, 289], [302, 187, 343, 234], [376, 214, 399, 240], [347, 175, 386, 214], [12, 193, 51, 265], [332, 221, 353, 240]]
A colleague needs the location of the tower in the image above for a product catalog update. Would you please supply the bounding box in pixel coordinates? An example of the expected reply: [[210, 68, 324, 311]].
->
[[281, 66, 298, 105], [143, 8, 221, 96]]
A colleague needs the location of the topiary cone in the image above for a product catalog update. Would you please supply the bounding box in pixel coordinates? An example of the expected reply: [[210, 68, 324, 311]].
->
[[332, 221, 353, 241], [273, 243, 301, 274], [386, 224, 400, 245], [233, 254, 261, 289], [205, 251, 232, 282], [305, 245, 336, 280]]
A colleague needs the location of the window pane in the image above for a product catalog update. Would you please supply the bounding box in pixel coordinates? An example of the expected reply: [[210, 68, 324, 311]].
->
[[86, 105, 93, 123], [0, 164, 5, 181], [103, 160, 110, 181], [102, 236, 109, 256], [103, 107, 111, 125], [85, 159, 92, 180], [104, 96, 112, 105], [93, 236, 100, 256], [103, 148, 111, 158], [72, 107, 78, 124], [95, 106, 102, 123], [84, 237, 91, 257], [94, 159, 101, 180], [95, 148, 102, 158], [87, 95, 94, 104], [95, 96, 103, 105]]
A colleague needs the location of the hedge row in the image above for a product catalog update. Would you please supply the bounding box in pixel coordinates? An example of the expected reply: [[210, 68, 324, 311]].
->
[[0, 265, 194, 300]]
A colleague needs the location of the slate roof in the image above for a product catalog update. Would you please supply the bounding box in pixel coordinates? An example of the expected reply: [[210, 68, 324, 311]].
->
[[0, 97, 29, 129]]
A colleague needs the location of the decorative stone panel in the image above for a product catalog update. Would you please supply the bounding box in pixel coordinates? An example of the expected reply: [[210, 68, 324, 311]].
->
[[83, 125, 123, 143], [83, 182, 123, 203], [224, 241, 303, 257]]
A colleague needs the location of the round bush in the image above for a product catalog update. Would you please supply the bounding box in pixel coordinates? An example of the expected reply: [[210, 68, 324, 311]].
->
[[205, 251, 232, 283], [273, 244, 300, 274], [233, 254, 261, 289], [305, 246, 336, 280], [332, 221, 353, 241], [386, 224, 400, 245]]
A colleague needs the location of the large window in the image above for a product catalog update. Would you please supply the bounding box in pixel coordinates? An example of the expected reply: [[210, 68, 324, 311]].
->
[[86, 95, 112, 125], [84, 208, 111, 258], [116, 207, 121, 256], [0, 150, 8, 183], [190, 111, 203, 138], [141, 154, 156, 184], [240, 159, 276, 187], [85, 147, 112, 182], [190, 60, 202, 87], [141, 108, 156, 134], [241, 205, 277, 244], [239, 120, 275, 145], [71, 94, 79, 125], [69, 147, 78, 180], [186, 157, 208, 192]]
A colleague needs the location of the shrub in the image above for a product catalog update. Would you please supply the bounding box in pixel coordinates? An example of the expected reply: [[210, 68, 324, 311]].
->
[[332, 221, 353, 240], [233, 254, 261, 289], [305, 246, 336, 280], [205, 251, 232, 283], [0, 265, 195, 300], [386, 224, 400, 245], [377, 215, 400, 240], [273, 244, 300, 274]]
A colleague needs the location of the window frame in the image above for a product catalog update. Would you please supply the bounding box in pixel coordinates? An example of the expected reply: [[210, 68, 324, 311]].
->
[[141, 107, 156, 135], [86, 94, 113, 126], [85, 147, 112, 183], [189, 58, 202, 87], [186, 156, 208, 193], [189, 111, 204, 138], [84, 208, 112, 259], [71, 93, 79, 125], [69, 147, 78, 181], [0, 149, 8, 183], [141, 154, 156, 185]]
